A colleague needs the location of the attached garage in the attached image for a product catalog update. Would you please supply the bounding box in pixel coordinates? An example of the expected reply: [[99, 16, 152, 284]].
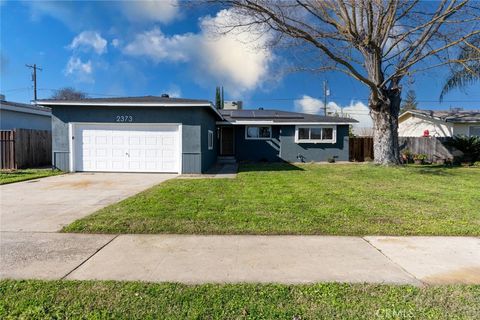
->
[[72, 123, 181, 173], [37, 96, 222, 174]]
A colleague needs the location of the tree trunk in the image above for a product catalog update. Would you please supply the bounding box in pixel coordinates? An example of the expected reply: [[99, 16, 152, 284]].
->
[[370, 90, 402, 165]]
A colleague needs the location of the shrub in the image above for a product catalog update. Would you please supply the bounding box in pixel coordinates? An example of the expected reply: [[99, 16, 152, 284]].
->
[[445, 135, 480, 164], [413, 154, 428, 161]]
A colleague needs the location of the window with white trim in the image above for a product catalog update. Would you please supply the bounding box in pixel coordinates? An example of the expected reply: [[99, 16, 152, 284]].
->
[[295, 126, 336, 143], [469, 126, 480, 137], [208, 130, 214, 150], [245, 126, 272, 140]]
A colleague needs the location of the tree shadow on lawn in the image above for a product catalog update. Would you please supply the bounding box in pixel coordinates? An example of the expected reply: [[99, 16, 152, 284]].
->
[[239, 162, 304, 172], [407, 164, 466, 176]]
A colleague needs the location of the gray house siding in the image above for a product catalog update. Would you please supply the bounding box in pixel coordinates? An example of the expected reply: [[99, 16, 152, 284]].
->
[[200, 109, 218, 172], [51, 105, 218, 173], [0, 109, 51, 130], [280, 125, 350, 162], [234, 126, 281, 162], [233, 124, 349, 162]]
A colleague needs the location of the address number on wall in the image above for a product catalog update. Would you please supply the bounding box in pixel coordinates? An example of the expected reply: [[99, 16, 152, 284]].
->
[[116, 115, 133, 122]]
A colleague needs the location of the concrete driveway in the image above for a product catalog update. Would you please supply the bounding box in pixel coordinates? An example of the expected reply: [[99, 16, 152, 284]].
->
[[0, 172, 176, 232]]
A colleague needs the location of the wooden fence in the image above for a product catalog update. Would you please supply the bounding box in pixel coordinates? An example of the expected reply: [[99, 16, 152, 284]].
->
[[349, 137, 374, 162], [349, 136, 456, 162], [0, 129, 52, 169], [0, 130, 16, 169], [399, 137, 454, 162]]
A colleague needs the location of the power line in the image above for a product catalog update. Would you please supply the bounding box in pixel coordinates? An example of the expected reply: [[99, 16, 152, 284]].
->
[[247, 97, 480, 103], [3, 87, 31, 92], [3, 87, 480, 103], [37, 88, 119, 97]]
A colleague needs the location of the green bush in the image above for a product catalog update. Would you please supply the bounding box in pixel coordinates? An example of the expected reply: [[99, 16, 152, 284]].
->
[[445, 135, 480, 164]]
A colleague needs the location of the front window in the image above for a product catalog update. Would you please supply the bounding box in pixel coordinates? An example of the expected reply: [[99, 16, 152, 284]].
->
[[470, 126, 480, 137], [295, 126, 336, 143], [208, 130, 213, 150], [245, 126, 272, 139]]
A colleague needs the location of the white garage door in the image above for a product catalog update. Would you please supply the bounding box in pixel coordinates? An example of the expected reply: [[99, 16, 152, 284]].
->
[[73, 123, 181, 173]]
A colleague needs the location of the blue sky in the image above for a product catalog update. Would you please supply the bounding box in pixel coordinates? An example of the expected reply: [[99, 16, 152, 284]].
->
[[1, 0, 479, 122]]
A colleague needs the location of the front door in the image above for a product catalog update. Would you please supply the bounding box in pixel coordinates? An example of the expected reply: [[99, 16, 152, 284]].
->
[[220, 126, 235, 156]]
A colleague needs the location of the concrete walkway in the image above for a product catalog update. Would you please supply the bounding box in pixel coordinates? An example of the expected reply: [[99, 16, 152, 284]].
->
[[1, 232, 478, 285]]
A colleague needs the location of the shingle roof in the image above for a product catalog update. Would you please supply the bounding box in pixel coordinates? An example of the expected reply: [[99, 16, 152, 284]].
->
[[36, 95, 210, 105], [406, 109, 480, 123], [0, 99, 51, 113], [220, 109, 357, 124]]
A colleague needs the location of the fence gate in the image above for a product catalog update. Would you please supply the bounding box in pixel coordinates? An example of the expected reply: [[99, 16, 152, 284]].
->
[[349, 137, 374, 162], [1, 130, 16, 169]]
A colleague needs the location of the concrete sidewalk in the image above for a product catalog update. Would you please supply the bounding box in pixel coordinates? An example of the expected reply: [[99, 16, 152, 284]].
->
[[1, 232, 479, 285]]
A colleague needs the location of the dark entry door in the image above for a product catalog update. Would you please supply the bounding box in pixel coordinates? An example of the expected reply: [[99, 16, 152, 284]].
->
[[220, 127, 235, 156]]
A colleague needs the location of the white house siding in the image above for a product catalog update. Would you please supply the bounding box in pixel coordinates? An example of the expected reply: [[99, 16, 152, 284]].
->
[[453, 123, 480, 136], [398, 113, 453, 137]]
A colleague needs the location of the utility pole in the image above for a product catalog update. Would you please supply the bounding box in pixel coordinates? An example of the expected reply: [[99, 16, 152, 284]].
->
[[26, 64, 42, 101], [323, 80, 330, 116]]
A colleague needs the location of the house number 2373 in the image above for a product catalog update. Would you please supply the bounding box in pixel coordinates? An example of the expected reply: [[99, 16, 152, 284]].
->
[[116, 115, 133, 122]]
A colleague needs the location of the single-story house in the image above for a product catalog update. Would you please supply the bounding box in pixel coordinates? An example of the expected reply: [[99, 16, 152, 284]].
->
[[399, 109, 480, 137], [36, 95, 356, 174], [0, 94, 51, 130]]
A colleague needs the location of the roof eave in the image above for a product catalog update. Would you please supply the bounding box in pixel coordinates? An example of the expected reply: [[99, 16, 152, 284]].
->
[[35, 100, 224, 120], [217, 120, 357, 125]]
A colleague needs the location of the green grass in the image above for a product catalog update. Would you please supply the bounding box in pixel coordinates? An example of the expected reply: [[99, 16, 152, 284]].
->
[[63, 163, 480, 236], [0, 168, 62, 185], [1, 280, 479, 319]]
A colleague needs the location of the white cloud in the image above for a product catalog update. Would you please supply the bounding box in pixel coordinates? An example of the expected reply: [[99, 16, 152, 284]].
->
[[294, 95, 373, 135], [69, 31, 107, 55], [123, 28, 193, 62], [64, 57, 93, 83], [294, 95, 324, 114], [120, 0, 179, 24], [26, 1, 82, 30], [122, 9, 274, 97], [111, 38, 120, 48]]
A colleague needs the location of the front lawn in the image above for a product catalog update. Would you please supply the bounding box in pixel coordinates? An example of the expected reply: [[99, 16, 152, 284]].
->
[[1, 280, 479, 319], [63, 163, 480, 236], [0, 168, 62, 185]]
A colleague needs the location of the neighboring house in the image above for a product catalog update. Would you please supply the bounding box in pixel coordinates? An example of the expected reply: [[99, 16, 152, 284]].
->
[[36, 95, 356, 174], [0, 95, 51, 130], [398, 109, 480, 137]]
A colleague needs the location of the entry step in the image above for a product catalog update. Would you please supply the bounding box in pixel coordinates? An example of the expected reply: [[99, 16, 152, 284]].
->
[[217, 156, 237, 164]]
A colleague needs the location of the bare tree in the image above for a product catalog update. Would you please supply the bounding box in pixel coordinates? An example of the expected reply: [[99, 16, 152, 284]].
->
[[51, 87, 88, 100], [203, 0, 480, 164], [400, 89, 418, 114]]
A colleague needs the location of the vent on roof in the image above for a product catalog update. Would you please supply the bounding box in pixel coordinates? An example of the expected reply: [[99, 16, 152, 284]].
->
[[449, 107, 463, 113], [161, 94, 170, 98]]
